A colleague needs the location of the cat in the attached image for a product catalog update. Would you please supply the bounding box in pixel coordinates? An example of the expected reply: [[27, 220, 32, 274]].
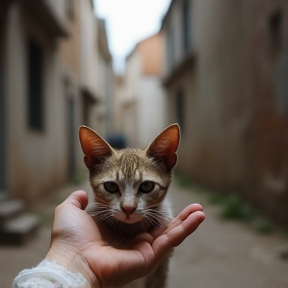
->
[[79, 124, 180, 288]]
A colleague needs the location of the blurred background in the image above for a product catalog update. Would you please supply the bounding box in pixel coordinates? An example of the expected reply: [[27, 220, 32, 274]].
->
[[1, 0, 288, 287]]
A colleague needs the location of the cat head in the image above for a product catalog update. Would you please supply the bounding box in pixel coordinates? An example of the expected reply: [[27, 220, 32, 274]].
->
[[79, 124, 180, 226]]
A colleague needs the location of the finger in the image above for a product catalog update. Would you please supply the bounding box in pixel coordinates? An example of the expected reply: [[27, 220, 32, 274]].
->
[[149, 204, 204, 239], [152, 211, 205, 260], [129, 232, 155, 248], [148, 226, 166, 239], [177, 203, 203, 221], [166, 211, 205, 246], [166, 204, 203, 234], [63, 190, 89, 210]]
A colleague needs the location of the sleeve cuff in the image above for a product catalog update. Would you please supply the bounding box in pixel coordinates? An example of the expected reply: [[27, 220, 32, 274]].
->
[[13, 259, 88, 288]]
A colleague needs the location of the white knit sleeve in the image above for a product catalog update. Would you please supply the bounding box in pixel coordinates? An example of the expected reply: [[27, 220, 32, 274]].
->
[[13, 259, 88, 288]]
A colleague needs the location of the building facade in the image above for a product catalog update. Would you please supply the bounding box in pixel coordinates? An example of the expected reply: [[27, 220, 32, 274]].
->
[[162, 0, 288, 227], [0, 0, 113, 204], [249, 0, 288, 227], [162, 0, 251, 191], [97, 18, 114, 137], [3, 0, 69, 202]]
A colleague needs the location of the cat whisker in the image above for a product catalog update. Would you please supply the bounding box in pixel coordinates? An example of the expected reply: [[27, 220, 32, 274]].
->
[[144, 214, 160, 227], [144, 211, 171, 228], [143, 216, 154, 227], [94, 214, 112, 224]]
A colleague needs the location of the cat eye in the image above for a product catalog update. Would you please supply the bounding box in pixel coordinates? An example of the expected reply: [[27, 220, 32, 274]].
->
[[139, 181, 155, 193], [104, 182, 119, 193]]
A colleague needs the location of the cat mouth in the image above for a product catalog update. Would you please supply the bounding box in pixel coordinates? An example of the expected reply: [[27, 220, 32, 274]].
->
[[114, 212, 143, 224]]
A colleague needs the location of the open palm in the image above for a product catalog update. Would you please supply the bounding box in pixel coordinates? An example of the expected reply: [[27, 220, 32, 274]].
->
[[46, 190, 205, 288]]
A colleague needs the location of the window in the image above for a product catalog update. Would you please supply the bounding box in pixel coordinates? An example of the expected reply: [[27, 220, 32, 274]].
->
[[269, 9, 283, 56], [182, 0, 190, 53], [176, 88, 185, 133], [27, 37, 44, 132]]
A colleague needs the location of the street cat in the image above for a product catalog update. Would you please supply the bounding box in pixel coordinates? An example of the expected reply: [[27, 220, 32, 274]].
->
[[79, 124, 180, 288]]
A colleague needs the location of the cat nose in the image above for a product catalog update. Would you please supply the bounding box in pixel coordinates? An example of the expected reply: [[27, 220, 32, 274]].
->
[[121, 204, 136, 216]]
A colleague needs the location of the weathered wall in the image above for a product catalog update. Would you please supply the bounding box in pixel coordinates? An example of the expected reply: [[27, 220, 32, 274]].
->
[[59, 0, 86, 178], [79, 0, 99, 101], [59, 0, 81, 78], [190, 0, 251, 191], [165, 68, 197, 175], [5, 4, 68, 202], [162, 0, 288, 227], [249, 0, 288, 226], [163, 0, 252, 191], [138, 76, 166, 149], [121, 47, 141, 147]]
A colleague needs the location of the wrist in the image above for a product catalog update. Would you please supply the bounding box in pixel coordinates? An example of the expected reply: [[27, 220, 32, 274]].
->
[[46, 244, 100, 288]]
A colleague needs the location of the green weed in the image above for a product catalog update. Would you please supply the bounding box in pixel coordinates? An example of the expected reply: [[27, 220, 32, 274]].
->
[[219, 194, 253, 222], [175, 172, 276, 235], [253, 216, 274, 234]]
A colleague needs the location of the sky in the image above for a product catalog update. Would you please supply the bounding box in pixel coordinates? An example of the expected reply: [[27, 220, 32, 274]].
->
[[95, 0, 171, 74]]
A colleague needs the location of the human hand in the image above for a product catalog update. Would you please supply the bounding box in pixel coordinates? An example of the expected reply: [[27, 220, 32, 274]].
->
[[46, 190, 205, 288]]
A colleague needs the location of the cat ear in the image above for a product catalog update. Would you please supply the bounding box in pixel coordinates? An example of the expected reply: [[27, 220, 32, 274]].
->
[[146, 124, 180, 170], [79, 126, 113, 169]]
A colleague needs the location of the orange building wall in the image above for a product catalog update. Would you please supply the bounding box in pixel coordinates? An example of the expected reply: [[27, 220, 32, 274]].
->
[[138, 34, 163, 76]]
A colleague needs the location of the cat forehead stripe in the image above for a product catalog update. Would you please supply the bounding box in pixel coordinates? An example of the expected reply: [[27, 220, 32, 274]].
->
[[134, 170, 140, 182], [119, 152, 141, 181], [118, 170, 125, 181]]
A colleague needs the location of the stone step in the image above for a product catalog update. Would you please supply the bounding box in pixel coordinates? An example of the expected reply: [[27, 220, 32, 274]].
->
[[0, 200, 25, 223], [0, 191, 8, 201], [0, 213, 40, 245]]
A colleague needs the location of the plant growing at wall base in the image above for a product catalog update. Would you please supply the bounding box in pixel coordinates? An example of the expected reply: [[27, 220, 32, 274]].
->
[[220, 194, 253, 221]]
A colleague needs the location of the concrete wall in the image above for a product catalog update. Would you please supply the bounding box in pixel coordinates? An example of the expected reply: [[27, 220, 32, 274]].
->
[[191, 0, 251, 190], [162, 0, 288, 227], [59, 0, 81, 78], [97, 20, 114, 137], [59, 0, 86, 177], [163, 0, 194, 75], [104, 61, 115, 136], [163, 0, 251, 192], [121, 47, 141, 147], [79, 0, 99, 101], [165, 69, 197, 175], [0, 0, 114, 203], [138, 76, 166, 148], [113, 76, 125, 133], [249, 0, 288, 227]]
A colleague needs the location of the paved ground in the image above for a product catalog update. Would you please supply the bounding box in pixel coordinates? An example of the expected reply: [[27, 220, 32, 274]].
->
[[1, 180, 288, 288]]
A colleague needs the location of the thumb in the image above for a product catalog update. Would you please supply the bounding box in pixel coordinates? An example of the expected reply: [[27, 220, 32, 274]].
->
[[63, 190, 89, 210]]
